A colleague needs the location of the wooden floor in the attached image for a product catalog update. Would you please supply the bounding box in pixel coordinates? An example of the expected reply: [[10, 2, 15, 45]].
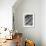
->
[[0, 39, 16, 46]]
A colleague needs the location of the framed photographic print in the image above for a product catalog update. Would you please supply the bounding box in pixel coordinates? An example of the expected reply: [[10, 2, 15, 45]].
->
[[23, 13, 34, 27]]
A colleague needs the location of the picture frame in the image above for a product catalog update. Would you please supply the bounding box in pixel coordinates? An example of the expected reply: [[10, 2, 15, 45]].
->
[[23, 13, 34, 27]]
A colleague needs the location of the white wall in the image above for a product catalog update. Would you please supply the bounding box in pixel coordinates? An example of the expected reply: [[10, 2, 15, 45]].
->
[[13, 0, 46, 46], [41, 0, 46, 46], [0, 0, 16, 30], [13, 0, 41, 46]]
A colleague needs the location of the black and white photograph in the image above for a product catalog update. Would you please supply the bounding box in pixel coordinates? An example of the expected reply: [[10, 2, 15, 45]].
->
[[23, 13, 34, 27]]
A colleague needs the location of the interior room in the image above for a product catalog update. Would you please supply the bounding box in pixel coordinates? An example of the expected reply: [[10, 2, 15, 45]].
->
[[0, 0, 46, 46]]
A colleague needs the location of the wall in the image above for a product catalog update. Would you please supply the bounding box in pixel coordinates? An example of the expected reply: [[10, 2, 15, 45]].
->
[[41, 0, 46, 46], [13, 0, 41, 46], [0, 0, 16, 30]]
